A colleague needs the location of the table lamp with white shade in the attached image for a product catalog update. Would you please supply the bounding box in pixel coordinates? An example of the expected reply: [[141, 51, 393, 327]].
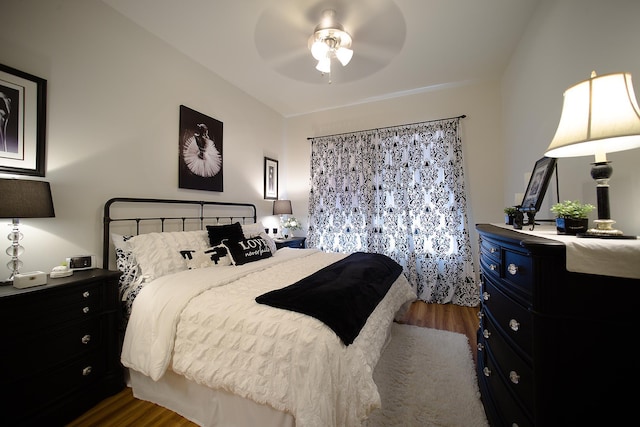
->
[[545, 71, 640, 237]]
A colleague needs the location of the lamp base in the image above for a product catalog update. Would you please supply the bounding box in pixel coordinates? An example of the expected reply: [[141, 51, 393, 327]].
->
[[587, 219, 623, 236], [577, 219, 637, 239]]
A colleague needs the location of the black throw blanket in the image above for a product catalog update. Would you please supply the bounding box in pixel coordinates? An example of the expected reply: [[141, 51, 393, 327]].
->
[[255, 252, 403, 345]]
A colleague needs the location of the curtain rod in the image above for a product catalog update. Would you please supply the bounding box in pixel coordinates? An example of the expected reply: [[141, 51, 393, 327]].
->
[[306, 114, 467, 140]]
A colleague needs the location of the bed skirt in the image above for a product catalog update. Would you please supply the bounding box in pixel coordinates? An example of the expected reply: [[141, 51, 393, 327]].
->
[[129, 369, 295, 427]]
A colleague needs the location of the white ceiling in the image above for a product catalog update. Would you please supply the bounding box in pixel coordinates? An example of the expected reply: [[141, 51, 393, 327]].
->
[[102, 0, 539, 118]]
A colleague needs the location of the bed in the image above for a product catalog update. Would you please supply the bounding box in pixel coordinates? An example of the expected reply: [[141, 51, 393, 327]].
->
[[103, 197, 417, 427]]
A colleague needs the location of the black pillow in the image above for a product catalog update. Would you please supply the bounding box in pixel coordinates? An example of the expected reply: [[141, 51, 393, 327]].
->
[[206, 222, 244, 246], [223, 236, 273, 266]]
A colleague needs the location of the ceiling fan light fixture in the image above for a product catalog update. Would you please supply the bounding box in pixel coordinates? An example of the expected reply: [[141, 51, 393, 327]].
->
[[335, 47, 353, 66], [311, 40, 330, 61], [308, 9, 353, 75], [316, 57, 331, 74]]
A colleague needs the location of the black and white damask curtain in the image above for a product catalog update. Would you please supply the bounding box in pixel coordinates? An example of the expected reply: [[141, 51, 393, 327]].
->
[[307, 117, 478, 306]]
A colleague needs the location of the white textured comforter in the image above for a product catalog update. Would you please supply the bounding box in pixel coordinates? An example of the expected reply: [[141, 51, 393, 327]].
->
[[121, 248, 416, 427]]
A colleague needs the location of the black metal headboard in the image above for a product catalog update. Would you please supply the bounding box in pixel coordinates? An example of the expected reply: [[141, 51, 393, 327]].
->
[[103, 197, 257, 269]]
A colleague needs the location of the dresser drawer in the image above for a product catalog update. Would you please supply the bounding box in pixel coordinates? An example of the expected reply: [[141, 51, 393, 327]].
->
[[479, 251, 500, 283], [4, 349, 107, 420], [1, 317, 103, 380], [502, 248, 533, 298], [478, 348, 533, 427], [482, 274, 533, 357], [0, 281, 104, 326], [482, 312, 533, 410], [480, 235, 501, 263]]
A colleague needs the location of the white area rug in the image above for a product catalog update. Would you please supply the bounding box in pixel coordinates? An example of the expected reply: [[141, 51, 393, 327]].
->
[[365, 323, 489, 427]]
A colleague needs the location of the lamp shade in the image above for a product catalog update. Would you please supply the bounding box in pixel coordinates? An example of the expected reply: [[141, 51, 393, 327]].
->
[[545, 71, 640, 160], [273, 199, 292, 215], [0, 178, 55, 218]]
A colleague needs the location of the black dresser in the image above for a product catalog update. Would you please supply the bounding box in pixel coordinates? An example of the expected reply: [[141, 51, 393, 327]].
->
[[476, 224, 639, 426], [0, 269, 124, 426]]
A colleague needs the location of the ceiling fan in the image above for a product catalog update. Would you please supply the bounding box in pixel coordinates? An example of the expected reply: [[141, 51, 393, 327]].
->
[[253, 0, 406, 84]]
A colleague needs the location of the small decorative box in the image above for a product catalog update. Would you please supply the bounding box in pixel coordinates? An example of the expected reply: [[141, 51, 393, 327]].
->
[[13, 271, 47, 289]]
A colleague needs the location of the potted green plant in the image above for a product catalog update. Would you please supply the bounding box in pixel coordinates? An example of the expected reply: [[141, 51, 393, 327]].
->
[[504, 207, 519, 225], [550, 200, 595, 235]]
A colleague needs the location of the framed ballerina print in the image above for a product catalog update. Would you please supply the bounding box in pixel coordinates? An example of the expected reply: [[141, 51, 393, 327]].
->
[[0, 64, 47, 176], [178, 105, 223, 192]]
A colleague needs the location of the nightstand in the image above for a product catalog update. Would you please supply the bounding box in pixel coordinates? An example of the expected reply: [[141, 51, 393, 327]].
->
[[275, 236, 306, 249], [0, 269, 124, 426]]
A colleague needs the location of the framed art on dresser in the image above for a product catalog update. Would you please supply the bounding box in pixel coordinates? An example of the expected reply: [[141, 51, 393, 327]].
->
[[0, 63, 47, 177], [520, 156, 557, 214]]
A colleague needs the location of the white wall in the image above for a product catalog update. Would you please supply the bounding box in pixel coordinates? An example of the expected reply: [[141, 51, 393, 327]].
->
[[11, 0, 629, 276], [502, 0, 640, 236], [284, 80, 506, 261], [0, 0, 285, 273]]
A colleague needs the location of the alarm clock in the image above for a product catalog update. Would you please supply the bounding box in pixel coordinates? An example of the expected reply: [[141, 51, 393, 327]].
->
[[66, 255, 96, 270]]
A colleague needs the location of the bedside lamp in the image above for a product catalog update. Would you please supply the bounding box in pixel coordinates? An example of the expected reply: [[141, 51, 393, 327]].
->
[[273, 199, 292, 238], [545, 71, 640, 237], [273, 199, 293, 218], [0, 178, 55, 283]]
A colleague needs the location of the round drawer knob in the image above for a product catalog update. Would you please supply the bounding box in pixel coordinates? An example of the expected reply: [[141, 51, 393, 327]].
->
[[483, 329, 491, 339], [509, 319, 520, 331], [489, 264, 497, 271], [82, 366, 92, 376], [509, 370, 520, 384], [483, 367, 491, 377], [81, 334, 91, 344], [507, 263, 518, 275]]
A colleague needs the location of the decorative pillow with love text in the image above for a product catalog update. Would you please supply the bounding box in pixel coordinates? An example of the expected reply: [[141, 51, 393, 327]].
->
[[222, 236, 273, 266]]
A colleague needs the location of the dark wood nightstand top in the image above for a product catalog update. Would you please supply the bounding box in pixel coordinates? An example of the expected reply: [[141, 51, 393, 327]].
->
[[275, 236, 306, 249], [0, 268, 120, 297]]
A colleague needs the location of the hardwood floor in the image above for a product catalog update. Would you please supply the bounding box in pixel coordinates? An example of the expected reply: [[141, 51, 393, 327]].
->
[[67, 301, 480, 426]]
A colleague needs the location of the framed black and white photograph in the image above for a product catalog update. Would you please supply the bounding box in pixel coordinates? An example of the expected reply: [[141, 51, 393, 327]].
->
[[0, 64, 47, 176], [264, 157, 278, 200], [178, 105, 223, 192], [520, 156, 557, 213]]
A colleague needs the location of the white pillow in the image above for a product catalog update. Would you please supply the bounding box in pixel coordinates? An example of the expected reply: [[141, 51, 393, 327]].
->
[[128, 230, 210, 280], [241, 222, 266, 237], [242, 222, 277, 254]]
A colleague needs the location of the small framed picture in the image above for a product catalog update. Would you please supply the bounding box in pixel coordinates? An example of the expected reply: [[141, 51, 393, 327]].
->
[[264, 157, 278, 200], [520, 156, 557, 213], [0, 64, 47, 176]]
